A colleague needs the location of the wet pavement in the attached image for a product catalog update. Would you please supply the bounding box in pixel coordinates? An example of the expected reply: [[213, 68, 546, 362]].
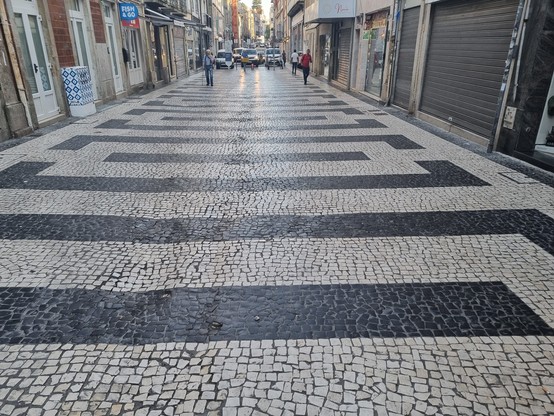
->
[[0, 67, 553, 415]]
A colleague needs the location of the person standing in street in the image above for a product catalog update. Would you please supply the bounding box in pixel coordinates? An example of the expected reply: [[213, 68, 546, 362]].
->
[[291, 49, 299, 75], [204, 49, 214, 86], [282, 51, 286, 68], [300, 49, 312, 85]]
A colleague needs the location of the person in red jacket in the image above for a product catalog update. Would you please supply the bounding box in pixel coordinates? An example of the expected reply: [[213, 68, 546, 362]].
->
[[300, 49, 312, 85]]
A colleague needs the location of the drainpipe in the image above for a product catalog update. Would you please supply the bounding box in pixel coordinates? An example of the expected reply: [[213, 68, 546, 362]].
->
[[512, 0, 531, 103], [487, 0, 527, 153], [0, 0, 34, 130]]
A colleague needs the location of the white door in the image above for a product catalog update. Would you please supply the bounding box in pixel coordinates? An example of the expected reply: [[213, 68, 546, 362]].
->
[[126, 29, 144, 85], [104, 4, 123, 93], [13, 0, 59, 122], [69, 0, 98, 99]]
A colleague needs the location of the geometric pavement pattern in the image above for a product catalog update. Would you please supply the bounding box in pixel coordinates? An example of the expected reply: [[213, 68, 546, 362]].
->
[[0, 67, 553, 416]]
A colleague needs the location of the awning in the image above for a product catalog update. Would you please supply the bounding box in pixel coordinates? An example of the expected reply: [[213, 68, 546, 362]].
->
[[145, 7, 201, 28], [145, 7, 172, 25]]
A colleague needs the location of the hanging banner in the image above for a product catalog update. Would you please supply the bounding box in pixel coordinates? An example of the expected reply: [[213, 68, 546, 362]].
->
[[119, 3, 139, 21]]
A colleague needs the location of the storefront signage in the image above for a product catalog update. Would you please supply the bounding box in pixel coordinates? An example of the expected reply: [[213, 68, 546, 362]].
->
[[122, 18, 140, 28], [365, 11, 389, 30], [119, 3, 139, 21], [119, 3, 139, 28], [305, 0, 355, 22]]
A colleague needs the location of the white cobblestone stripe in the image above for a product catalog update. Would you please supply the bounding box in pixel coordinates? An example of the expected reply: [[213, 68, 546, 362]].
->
[[0, 337, 553, 415]]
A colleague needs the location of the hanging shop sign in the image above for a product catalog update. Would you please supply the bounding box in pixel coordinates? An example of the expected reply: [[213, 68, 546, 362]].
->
[[119, 3, 138, 20], [120, 3, 140, 28]]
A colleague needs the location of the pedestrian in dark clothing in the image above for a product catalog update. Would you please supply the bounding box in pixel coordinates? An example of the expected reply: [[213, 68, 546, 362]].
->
[[282, 51, 286, 68], [300, 49, 312, 85], [204, 49, 214, 86]]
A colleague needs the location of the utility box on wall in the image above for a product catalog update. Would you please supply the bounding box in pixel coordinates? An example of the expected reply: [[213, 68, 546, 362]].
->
[[61, 66, 96, 117]]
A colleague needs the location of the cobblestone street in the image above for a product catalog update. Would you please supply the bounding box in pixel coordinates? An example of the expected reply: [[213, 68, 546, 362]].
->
[[1, 67, 554, 415]]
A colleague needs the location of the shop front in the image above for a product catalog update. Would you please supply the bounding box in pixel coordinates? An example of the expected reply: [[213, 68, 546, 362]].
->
[[304, 0, 355, 88], [419, 0, 520, 137], [363, 10, 388, 97], [330, 19, 353, 89], [119, 2, 145, 88]]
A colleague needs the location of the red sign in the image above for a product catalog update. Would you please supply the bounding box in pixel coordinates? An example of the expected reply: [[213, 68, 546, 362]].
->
[[122, 18, 140, 28]]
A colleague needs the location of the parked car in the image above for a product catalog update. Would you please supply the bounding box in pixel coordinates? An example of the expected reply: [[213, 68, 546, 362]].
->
[[233, 48, 243, 63], [215, 49, 234, 69], [265, 48, 282, 69]]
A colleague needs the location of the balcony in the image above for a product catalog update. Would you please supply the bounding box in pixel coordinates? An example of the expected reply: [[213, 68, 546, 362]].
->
[[287, 0, 304, 17], [304, 0, 355, 23]]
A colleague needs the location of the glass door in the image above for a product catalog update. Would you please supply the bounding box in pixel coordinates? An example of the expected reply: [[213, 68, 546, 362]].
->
[[125, 29, 144, 85], [365, 26, 387, 96], [104, 4, 123, 92], [69, 0, 97, 99], [13, 0, 59, 122]]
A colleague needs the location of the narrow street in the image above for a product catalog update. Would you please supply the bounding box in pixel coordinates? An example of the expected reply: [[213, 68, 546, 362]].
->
[[0, 67, 553, 415]]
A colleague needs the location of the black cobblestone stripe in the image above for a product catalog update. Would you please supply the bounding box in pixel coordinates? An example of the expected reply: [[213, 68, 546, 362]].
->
[[95, 118, 386, 131], [159, 94, 338, 100], [125, 107, 364, 116], [160, 115, 329, 122], [0, 282, 551, 345], [0, 210, 551, 255], [51, 133, 420, 150], [146, 99, 350, 108], [0, 160, 486, 192], [104, 152, 370, 163]]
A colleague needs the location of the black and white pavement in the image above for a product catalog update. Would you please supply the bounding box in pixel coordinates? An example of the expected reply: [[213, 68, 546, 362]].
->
[[0, 68, 553, 416]]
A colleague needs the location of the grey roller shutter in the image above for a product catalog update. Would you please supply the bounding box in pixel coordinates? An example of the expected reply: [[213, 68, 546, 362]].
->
[[420, 0, 519, 137], [175, 36, 187, 79], [393, 7, 419, 109], [336, 28, 351, 87]]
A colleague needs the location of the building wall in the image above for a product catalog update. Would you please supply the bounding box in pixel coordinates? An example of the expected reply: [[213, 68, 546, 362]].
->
[[48, 0, 74, 68], [0, 18, 30, 140], [90, 0, 106, 43]]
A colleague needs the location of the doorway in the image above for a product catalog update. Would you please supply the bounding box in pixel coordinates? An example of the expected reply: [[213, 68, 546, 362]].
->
[[364, 26, 386, 96], [104, 3, 123, 93], [12, 0, 59, 122], [68, 0, 98, 99], [125, 28, 144, 86]]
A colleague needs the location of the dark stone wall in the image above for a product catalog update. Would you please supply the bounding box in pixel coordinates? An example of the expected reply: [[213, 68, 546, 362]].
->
[[498, 0, 554, 154]]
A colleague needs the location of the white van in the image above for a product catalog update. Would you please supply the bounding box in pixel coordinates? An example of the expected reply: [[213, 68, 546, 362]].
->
[[265, 48, 282, 69], [215, 50, 234, 69]]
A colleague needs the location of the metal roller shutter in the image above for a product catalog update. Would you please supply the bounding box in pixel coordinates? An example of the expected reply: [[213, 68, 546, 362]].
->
[[174, 33, 187, 79], [336, 28, 351, 87], [393, 7, 420, 109], [420, 0, 519, 137]]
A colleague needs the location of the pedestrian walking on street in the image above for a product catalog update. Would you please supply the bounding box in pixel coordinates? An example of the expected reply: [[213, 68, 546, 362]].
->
[[291, 49, 299, 75], [204, 49, 214, 86], [300, 49, 312, 85], [282, 51, 286, 68]]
